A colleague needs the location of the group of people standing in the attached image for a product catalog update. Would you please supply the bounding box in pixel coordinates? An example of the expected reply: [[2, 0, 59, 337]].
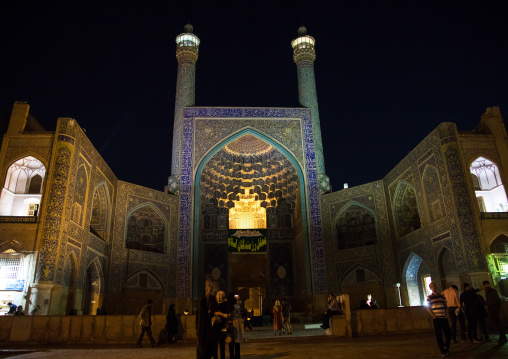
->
[[427, 280, 506, 357], [272, 298, 292, 335], [5, 302, 24, 316], [197, 291, 244, 359]]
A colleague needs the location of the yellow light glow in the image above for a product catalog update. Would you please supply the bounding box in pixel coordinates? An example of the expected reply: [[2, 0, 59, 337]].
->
[[229, 188, 266, 229], [291, 35, 315, 49]]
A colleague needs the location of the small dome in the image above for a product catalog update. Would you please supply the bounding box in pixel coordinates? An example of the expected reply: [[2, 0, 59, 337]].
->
[[297, 26, 307, 36], [184, 24, 194, 34]]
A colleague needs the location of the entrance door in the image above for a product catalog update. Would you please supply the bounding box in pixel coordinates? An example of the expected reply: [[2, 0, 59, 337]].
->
[[230, 254, 266, 316]]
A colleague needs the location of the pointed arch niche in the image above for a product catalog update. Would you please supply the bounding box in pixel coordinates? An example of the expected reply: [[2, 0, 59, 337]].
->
[[393, 182, 421, 238], [437, 247, 459, 290], [120, 269, 164, 314], [61, 252, 78, 314], [402, 253, 430, 306], [71, 165, 89, 226], [194, 129, 310, 307], [487, 234, 508, 297], [422, 165, 445, 222], [125, 204, 167, 254], [334, 203, 377, 250], [0, 156, 46, 216], [470, 157, 508, 212], [82, 259, 104, 315], [89, 183, 111, 241], [340, 265, 384, 309]]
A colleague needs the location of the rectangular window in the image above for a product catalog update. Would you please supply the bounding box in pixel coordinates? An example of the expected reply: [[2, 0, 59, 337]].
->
[[73, 203, 82, 224], [356, 269, 366, 283], [28, 204, 39, 216], [139, 274, 148, 288], [0, 257, 20, 280]]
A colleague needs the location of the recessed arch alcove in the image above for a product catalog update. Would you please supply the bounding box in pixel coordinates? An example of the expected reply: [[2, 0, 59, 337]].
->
[[193, 128, 311, 311]]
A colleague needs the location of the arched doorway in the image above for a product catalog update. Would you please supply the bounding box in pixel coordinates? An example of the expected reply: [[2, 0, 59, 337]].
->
[[402, 253, 430, 306], [470, 157, 508, 212], [488, 234, 508, 297], [62, 253, 78, 314], [194, 130, 310, 312], [0, 156, 46, 216], [82, 259, 103, 315], [437, 247, 459, 290]]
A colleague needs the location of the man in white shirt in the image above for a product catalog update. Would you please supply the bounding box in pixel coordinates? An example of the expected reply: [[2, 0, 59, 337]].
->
[[441, 284, 466, 343]]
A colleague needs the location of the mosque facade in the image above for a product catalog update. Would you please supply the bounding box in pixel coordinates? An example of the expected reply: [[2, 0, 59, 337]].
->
[[0, 26, 507, 316]]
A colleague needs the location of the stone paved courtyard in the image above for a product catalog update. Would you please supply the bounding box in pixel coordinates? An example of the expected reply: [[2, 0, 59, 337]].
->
[[0, 325, 506, 358]]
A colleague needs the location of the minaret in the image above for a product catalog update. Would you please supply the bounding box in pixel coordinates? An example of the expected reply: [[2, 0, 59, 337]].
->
[[168, 24, 200, 194], [292, 27, 330, 193]]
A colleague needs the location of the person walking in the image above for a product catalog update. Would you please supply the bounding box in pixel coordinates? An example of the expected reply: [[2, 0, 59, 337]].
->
[[427, 282, 451, 357], [273, 300, 283, 335], [460, 283, 481, 343], [166, 304, 178, 343], [281, 298, 292, 335], [321, 294, 340, 333], [482, 280, 507, 344], [441, 284, 466, 343], [136, 299, 157, 348]]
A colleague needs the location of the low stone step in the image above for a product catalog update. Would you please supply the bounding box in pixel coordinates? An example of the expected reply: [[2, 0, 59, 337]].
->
[[304, 323, 321, 329]]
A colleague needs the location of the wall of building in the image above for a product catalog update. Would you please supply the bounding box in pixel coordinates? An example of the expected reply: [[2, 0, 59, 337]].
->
[[321, 180, 397, 308], [105, 181, 180, 315]]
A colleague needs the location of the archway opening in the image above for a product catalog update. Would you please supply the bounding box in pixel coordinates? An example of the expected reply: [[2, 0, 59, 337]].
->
[[403, 253, 430, 306], [487, 234, 508, 297], [335, 204, 377, 250], [62, 253, 78, 315], [437, 247, 459, 290], [82, 262, 102, 315], [394, 182, 421, 238], [470, 157, 508, 212], [0, 156, 45, 216], [197, 133, 308, 312]]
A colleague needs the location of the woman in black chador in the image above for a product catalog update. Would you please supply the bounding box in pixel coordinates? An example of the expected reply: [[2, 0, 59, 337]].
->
[[166, 304, 178, 343], [207, 295, 219, 359], [196, 297, 210, 359]]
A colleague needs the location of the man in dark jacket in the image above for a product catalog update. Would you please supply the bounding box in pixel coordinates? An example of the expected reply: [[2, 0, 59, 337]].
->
[[460, 283, 481, 343], [482, 281, 507, 344]]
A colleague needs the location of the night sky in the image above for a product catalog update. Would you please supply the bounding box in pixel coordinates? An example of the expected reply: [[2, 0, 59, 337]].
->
[[2, 2, 507, 191]]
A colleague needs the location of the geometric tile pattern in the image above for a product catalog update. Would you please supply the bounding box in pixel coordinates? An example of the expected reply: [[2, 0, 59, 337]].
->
[[109, 182, 179, 296], [178, 107, 326, 296], [36, 125, 76, 283]]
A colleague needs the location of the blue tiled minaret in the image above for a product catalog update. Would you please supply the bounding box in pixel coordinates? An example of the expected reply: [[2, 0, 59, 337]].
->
[[292, 27, 330, 193], [168, 24, 200, 194]]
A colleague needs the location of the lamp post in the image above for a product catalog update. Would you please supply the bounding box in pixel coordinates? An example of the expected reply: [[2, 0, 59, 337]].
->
[[396, 283, 403, 307]]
